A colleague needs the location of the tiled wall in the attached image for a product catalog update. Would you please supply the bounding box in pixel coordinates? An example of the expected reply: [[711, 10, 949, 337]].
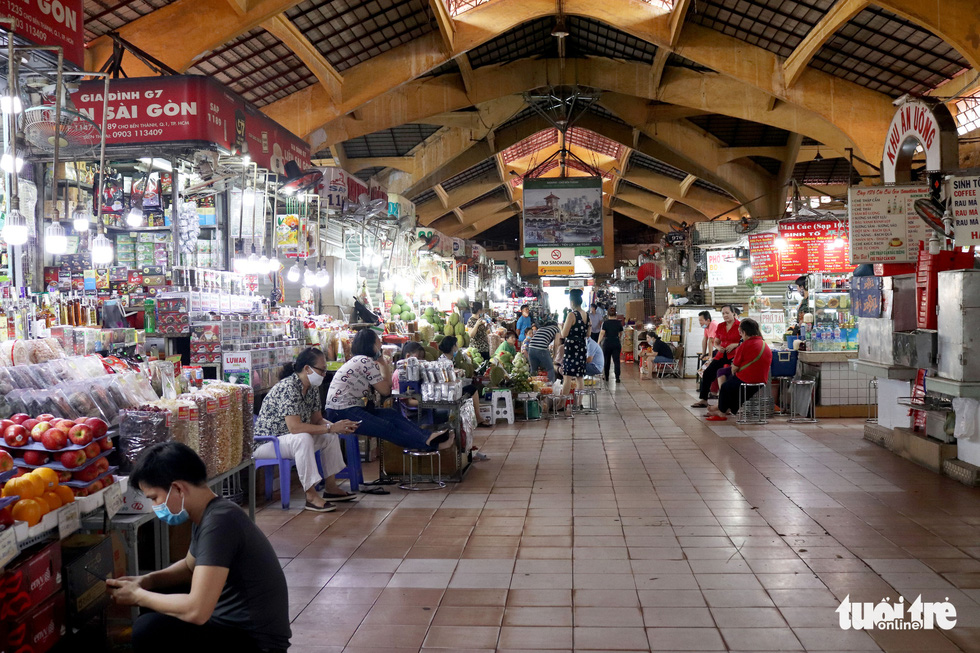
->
[[804, 361, 873, 405]]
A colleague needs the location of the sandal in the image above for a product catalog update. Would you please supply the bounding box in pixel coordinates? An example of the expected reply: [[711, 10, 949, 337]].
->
[[705, 415, 728, 421], [691, 401, 708, 408]]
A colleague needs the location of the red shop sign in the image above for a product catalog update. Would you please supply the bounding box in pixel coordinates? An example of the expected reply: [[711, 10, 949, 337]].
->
[[70, 75, 310, 174], [749, 221, 853, 283], [1, 0, 85, 68]]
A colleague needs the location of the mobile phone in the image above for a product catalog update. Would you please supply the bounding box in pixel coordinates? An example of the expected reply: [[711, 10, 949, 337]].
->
[[85, 567, 111, 582]]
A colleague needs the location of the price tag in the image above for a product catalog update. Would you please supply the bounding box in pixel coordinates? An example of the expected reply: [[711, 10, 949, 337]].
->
[[0, 527, 18, 570], [58, 503, 81, 540], [104, 483, 123, 519]]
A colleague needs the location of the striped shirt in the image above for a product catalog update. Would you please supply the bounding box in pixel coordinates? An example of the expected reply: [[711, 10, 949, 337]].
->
[[527, 325, 561, 350]]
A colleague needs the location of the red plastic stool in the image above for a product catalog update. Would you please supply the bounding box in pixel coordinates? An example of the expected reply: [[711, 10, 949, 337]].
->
[[622, 352, 634, 363]]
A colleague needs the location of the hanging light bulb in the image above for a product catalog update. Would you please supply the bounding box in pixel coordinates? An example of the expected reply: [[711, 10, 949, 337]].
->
[[2, 209, 29, 246], [287, 262, 301, 282], [248, 251, 259, 267], [91, 232, 114, 265], [267, 257, 282, 274], [44, 222, 67, 255], [0, 95, 22, 115], [315, 269, 330, 287], [303, 264, 315, 286], [257, 255, 269, 272], [833, 236, 845, 249], [232, 252, 249, 273], [125, 207, 144, 227], [71, 206, 90, 232], [1, 149, 23, 174]]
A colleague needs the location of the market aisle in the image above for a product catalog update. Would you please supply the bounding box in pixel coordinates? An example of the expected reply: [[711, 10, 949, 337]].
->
[[259, 366, 980, 653]]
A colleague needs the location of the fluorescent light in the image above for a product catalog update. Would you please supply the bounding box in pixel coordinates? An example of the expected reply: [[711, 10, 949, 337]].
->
[[72, 207, 90, 232], [126, 207, 144, 227], [138, 157, 173, 172], [91, 233, 114, 264], [44, 223, 67, 255], [287, 262, 301, 282], [0, 95, 22, 114], [2, 210, 28, 245], [1, 150, 23, 174]]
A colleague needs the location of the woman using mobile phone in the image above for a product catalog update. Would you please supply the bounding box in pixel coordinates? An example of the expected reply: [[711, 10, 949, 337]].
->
[[325, 330, 453, 452]]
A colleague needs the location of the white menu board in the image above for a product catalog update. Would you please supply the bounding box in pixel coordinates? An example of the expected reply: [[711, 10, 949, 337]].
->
[[848, 185, 929, 264], [706, 249, 738, 287], [952, 176, 980, 246]]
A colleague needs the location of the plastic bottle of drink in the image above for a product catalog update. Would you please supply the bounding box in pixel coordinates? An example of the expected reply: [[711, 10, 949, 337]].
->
[[833, 324, 842, 349]]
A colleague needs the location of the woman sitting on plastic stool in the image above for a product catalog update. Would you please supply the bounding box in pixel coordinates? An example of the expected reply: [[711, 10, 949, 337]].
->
[[254, 348, 361, 512], [706, 318, 772, 421]]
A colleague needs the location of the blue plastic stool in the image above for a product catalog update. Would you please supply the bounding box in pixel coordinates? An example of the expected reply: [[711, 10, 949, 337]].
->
[[333, 434, 363, 492], [254, 435, 298, 509]]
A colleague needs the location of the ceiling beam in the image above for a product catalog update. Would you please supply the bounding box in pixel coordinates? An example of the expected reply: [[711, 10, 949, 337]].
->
[[456, 209, 518, 238], [261, 14, 343, 101], [346, 157, 416, 174], [429, 0, 456, 55], [668, 0, 692, 47], [456, 53, 477, 98], [331, 143, 349, 171], [722, 146, 791, 163], [611, 201, 667, 232], [782, 0, 870, 88], [418, 177, 505, 225], [436, 198, 517, 236], [679, 174, 696, 197], [766, 133, 803, 219], [873, 0, 980, 72], [433, 184, 450, 208], [650, 48, 670, 93]]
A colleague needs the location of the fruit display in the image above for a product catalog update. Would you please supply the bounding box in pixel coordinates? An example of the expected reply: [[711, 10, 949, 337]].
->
[[388, 294, 417, 322], [1, 465, 76, 528], [465, 347, 485, 368]]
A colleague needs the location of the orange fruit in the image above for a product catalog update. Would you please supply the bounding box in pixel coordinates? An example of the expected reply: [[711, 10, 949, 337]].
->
[[24, 471, 45, 498], [11, 498, 41, 526], [42, 491, 61, 510], [54, 485, 74, 504], [33, 495, 50, 515], [2, 477, 34, 501], [34, 467, 59, 490]]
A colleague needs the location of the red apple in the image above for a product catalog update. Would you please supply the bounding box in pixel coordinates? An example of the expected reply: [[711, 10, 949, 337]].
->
[[10, 414, 30, 425], [40, 428, 68, 451], [84, 418, 108, 439], [3, 425, 29, 447], [21, 419, 38, 432], [59, 450, 86, 469], [57, 470, 72, 483], [0, 449, 12, 473], [94, 457, 110, 474], [0, 419, 14, 434], [36, 414, 55, 423], [0, 505, 13, 528], [47, 418, 64, 428], [67, 424, 93, 446], [102, 475, 114, 487], [73, 487, 88, 498], [30, 421, 52, 443], [83, 442, 101, 460], [99, 436, 113, 452], [73, 465, 100, 483], [87, 479, 104, 492], [22, 451, 49, 466]]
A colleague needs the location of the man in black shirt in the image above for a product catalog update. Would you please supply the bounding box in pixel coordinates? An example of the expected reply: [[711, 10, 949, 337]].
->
[[108, 443, 290, 653]]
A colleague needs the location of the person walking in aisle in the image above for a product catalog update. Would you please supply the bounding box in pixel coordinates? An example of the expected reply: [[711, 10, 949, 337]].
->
[[560, 289, 589, 405], [692, 304, 741, 408], [516, 304, 533, 345], [589, 303, 606, 343], [597, 307, 624, 383]]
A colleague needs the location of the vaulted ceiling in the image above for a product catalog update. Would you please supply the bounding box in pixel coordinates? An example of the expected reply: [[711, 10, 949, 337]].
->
[[83, 0, 980, 242]]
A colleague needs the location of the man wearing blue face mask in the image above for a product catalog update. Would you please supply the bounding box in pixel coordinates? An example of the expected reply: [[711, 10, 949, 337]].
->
[[107, 442, 290, 653]]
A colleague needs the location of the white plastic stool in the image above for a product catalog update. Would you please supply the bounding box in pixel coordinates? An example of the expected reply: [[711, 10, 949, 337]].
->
[[490, 389, 515, 425]]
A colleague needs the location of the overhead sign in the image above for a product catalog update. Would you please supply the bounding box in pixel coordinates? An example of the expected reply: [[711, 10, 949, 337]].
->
[[848, 185, 930, 263], [523, 246, 603, 258], [538, 247, 574, 276], [706, 249, 738, 287], [1, 0, 85, 69], [71, 76, 311, 173], [523, 177, 603, 249], [882, 97, 957, 184], [951, 176, 980, 246], [749, 221, 853, 283], [321, 168, 367, 210]]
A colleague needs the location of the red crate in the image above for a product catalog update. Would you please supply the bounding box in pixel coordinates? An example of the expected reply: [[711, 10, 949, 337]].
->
[[915, 242, 975, 330]]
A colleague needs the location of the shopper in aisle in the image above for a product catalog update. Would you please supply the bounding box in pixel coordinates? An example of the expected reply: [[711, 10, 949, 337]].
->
[[559, 288, 589, 400], [597, 306, 624, 383], [466, 301, 492, 360], [589, 302, 606, 342], [516, 304, 533, 344], [108, 442, 290, 653], [698, 310, 718, 358], [692, 304, 741, 408], [254, 347, 360, 512], [525, 319, 561, 382], [325, 329, 453, 451], [706, 318, 772, 421]]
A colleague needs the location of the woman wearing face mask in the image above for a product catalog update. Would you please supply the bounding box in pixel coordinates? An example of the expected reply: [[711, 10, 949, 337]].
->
[[255, 348, 360, 512], [325, 330, 453, 452], [438, 336, 486, 425], [692, 304, 741, 408]]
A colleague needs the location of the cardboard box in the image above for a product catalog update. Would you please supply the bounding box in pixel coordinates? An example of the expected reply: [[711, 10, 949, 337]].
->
[[60, 535, 112, 624], [0, 540, 62, 620], [0, 590, 66, 653]]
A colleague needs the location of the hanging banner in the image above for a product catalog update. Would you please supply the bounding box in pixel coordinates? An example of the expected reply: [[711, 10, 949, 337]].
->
[[275, 214, 301, 249], [320, 168, 367, 211], [537, 247, 574, 276], [1, 0, 85, 68], [951, 176, 980, 246], [848, 185, 930, 263], [749, 222, 853, 283], [706, 249, 738, 287], [523, 177, 603, 252], [71, 76, 311, 172]]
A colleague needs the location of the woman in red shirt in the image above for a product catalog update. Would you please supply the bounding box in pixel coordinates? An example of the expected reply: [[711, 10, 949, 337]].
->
[[706, 318, 772, 421], [692, 305, 741, 408]]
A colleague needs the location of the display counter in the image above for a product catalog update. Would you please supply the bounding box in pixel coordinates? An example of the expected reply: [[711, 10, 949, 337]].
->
[[798, 349, 873, 417]]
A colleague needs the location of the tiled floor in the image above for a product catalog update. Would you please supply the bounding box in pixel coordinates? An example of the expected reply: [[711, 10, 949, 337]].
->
[[258, 368, 980, 652]]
